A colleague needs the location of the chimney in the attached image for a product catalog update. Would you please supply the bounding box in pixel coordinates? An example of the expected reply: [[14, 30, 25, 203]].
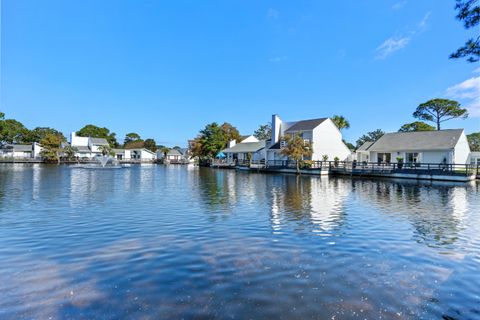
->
[[228, 140, 237, 148], [272, 114, 282, 143]]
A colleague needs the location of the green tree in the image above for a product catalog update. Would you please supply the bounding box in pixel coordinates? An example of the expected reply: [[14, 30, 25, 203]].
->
[[0, 119, 29, 144], [25, 127, 65, 143], [159, 146, 170, 158], [40, 133, 65, 164], [77, 125, 119, 147], [467, 132, 480, 151], [253, 123, 272, 140], [192, 122, 241, 159], [450, 0, 480, 63], [280, 133, 313, 173], [63, 145, 79, 160], [98, 145, 112, 156], [144, 138, 157, 152], [343, 140, 355, 150], [398, 121, 436, 132], [0, 112, 4, 120], [356, 129, 385, 148], [124, 132, 141, 144], [331, 115, 350, 130], [124, 140, 145, 149], [413, 98, 468, 130]]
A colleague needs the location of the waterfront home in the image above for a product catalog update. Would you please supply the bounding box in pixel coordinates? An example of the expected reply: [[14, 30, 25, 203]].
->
[[160, 148, 191, 164], [70, 132, 110, 159], [267, 114, 351, 162], [221, 136, 267, 164], [469, 152, 480, 166], [356, 129, 471, 164], [0, 143, 43, 159], [124, 148, 156, 161]]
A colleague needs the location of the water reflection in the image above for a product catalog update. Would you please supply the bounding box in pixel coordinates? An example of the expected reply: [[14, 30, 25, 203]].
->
[[0, 165, 479, 319]]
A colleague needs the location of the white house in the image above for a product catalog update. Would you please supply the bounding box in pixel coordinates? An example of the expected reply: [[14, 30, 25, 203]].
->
[[221, 135, 267, 164], [468, 152, 480, 166], [267, 114, 351, 162], [70, 132, 110, 159], [0, 143, 43, 159], [124, 148, 156, 161], [356, 129, 471, 164]]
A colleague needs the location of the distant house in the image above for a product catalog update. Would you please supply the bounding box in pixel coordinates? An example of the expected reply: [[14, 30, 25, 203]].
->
[[0, 143, 43, 159], [267, 114, 351, 162], [70, 132, 110, 158], [468, 152, 480, 166], [221, 136, 267, 164], [356, 129, 471, 164], [160, 148, 190, 163], [124, 148, 156, 161]]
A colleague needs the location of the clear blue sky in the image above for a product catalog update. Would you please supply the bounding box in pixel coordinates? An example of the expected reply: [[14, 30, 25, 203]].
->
[[1, 0, 479, 146]]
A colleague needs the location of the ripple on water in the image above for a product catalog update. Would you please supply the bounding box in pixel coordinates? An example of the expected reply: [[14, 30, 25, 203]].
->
[[0, 165, 479, 319]]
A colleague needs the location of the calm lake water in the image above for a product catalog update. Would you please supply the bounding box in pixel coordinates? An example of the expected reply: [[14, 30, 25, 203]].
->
[[0, 164, 479, 319]]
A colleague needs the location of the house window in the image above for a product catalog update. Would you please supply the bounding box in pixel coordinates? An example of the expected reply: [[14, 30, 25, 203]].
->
[[406, 153, 419, 163], [303, 139, 310, 145], [377, 153, 391, 164], [280, 141, 287, 148]]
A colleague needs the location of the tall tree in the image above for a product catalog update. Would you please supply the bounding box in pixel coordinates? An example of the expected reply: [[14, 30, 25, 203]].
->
[[413, 98, 468, 130], [192, 122, 241, 159], [450, 0, 480, 62], [331, 115, 350, 130], [0, 119, 29, 144], [254, 123, 272, 140], [398, 121, 436, 132], [0, 112, 4, 120], [356, 129, 385, 148], [144, 138, 157, 152], [40, 133, 65, 164], [467, 132, 480, 151], [280, 133, 313, 173], [124, 132, 142, 144], [25, 127, 65, 143], [77, 125, 119, 147]]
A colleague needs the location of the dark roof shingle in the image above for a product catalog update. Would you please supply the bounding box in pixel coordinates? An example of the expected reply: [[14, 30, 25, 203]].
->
[[285, 118, 328, 132]]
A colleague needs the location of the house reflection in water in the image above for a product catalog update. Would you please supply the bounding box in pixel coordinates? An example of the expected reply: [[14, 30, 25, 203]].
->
[[268, 175, 349, 235], [350, 179, 474, 248]]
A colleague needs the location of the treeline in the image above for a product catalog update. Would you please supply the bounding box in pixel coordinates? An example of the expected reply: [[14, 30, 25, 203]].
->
[[0, 111, 162, 152]]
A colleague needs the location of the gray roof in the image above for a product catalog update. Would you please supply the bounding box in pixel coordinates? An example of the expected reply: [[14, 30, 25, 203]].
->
[[90, 137, 109, 145], [76, 146, 91, 152], [285, 118, 328, 132], [357, 141, 374, 152], [13, 144, 32, 152], [369, 129, 464, 152], [112, 148, 125, 154], [167, 149, 182, 156], [222, 141, 265, 153]]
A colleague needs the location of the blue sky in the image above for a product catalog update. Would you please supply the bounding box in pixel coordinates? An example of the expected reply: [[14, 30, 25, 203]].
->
[[1, 0, 479, 146]]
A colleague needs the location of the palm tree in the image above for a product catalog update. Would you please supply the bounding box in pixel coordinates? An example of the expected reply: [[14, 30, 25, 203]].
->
[[280, 133, 313, 174], [63, 145, 78, 161], [98, 145, 112, 156], [331, 115, 350, 131]]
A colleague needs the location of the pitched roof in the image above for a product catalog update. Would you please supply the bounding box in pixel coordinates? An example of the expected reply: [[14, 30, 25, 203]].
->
[[222, 141, 266, 153], [369, 129, 464, 152], [112, 148, 125, 153], [285, 118, 328, 132], [167, 149, 182, 156], [90, 137, 109, 145], [357, 141, 374, 152], [76, 146, 91, 152]]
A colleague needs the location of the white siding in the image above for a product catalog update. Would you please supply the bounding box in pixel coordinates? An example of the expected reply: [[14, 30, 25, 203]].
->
[[311, 119, 351, 161], [421, 151, 452, 163], [453, 132, 471, 164]]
